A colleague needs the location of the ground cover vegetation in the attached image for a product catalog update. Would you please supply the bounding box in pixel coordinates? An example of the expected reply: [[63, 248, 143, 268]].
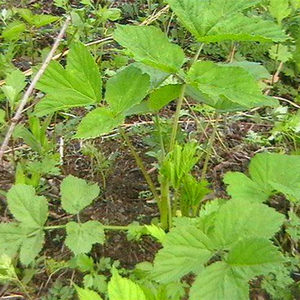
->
[[0, 0, 300, 299]]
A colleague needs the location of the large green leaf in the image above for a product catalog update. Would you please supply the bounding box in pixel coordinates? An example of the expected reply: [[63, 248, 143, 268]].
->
[[108, 268, 146, 300], [113, 25, 185, 73], [167, 0, 286, 43], [61, 175, 100, 214], [35, 43, 101, 116], [0, 224, 45, 265], [7, 184, 48, 228], [17, 9, 59, 28], [190, 238, 282, 300], [75, 107, 124, 139], [187, 61, 278, 111], [212, 200, 284, 248], [65, 221, 104, 255], [105, 66, 150, 114], [152, 225, 214, 283]]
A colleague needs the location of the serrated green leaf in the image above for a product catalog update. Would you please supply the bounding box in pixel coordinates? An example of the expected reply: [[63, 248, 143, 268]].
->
[[75, 107, 124, 139], [75, 285, 103, 300], [65, 221, 104, 255], [148, 84, 182, 112], [67, 42, 102, 101], [61, 175, 100, 214], [108, 268, 146, 300], [212, 200, 284, 248], [0, 224, 45, 266], [187, 61, 278, 111], [249, 153, 300, 200], [35, 43, 101, 116], [144, 225, 166, 243], [167, 0, 286, 43], [226, 238, 283, 279], [106, 66, 150, 114], [113, 25, 185, 73], [19, 229, 45, 266], [269, 44, 293, 63], [224, 172, 269, 203], [269, 0, 291, 24], [190, 262, 249, 300], [190, 238, 282, 300], [0, 223, 26, 258], [7, 184, 48, 228], [152, 225, 214, 283]]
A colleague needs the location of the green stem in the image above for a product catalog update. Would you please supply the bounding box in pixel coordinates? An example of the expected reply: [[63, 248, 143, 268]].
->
[[169, 84, 186, 152], [16, 278, 33, 300], [119, 127, 160, 202], [44, 224, 133, 231], [201, 114, 219, 181], [160, 176, 172, 229], [155, 114, 166, 160]]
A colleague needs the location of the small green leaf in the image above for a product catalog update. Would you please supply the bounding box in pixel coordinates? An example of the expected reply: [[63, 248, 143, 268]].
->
[[114, 25, 185, 73], [148, 84, 182, 112], [76, 107, 124, 139], [61, 175, 100, 214], [75, 285, 103, 300], [65, 221, 104, 255], [18, 9, 59, 28], [144, 225, 166, 243], [269, 44, 293, 63], [7, 185, 48, 228], [0, 255, 18, 282], [187, 61, 278, 111], [152, 224, 214, 283], [108, 268, 146, 300], [106, 66, 150, 114]]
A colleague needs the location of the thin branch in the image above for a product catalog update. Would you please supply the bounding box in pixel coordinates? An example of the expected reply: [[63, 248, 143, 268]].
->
[[0, 16, 71, 163]]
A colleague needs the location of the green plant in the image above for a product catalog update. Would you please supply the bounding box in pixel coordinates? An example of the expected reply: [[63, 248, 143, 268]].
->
[[33, 0, 288, 229]]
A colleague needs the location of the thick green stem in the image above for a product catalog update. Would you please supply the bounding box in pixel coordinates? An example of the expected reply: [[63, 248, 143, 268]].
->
[[169, 84, 186, 152], [160, 176, 172, 229], [119, 127, 160, 202], [201, 115, 219, 181]]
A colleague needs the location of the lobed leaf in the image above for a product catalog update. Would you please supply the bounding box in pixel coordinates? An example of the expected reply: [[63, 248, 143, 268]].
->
[[65, 221, 104, 255], [7, 184, 48, 228]]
